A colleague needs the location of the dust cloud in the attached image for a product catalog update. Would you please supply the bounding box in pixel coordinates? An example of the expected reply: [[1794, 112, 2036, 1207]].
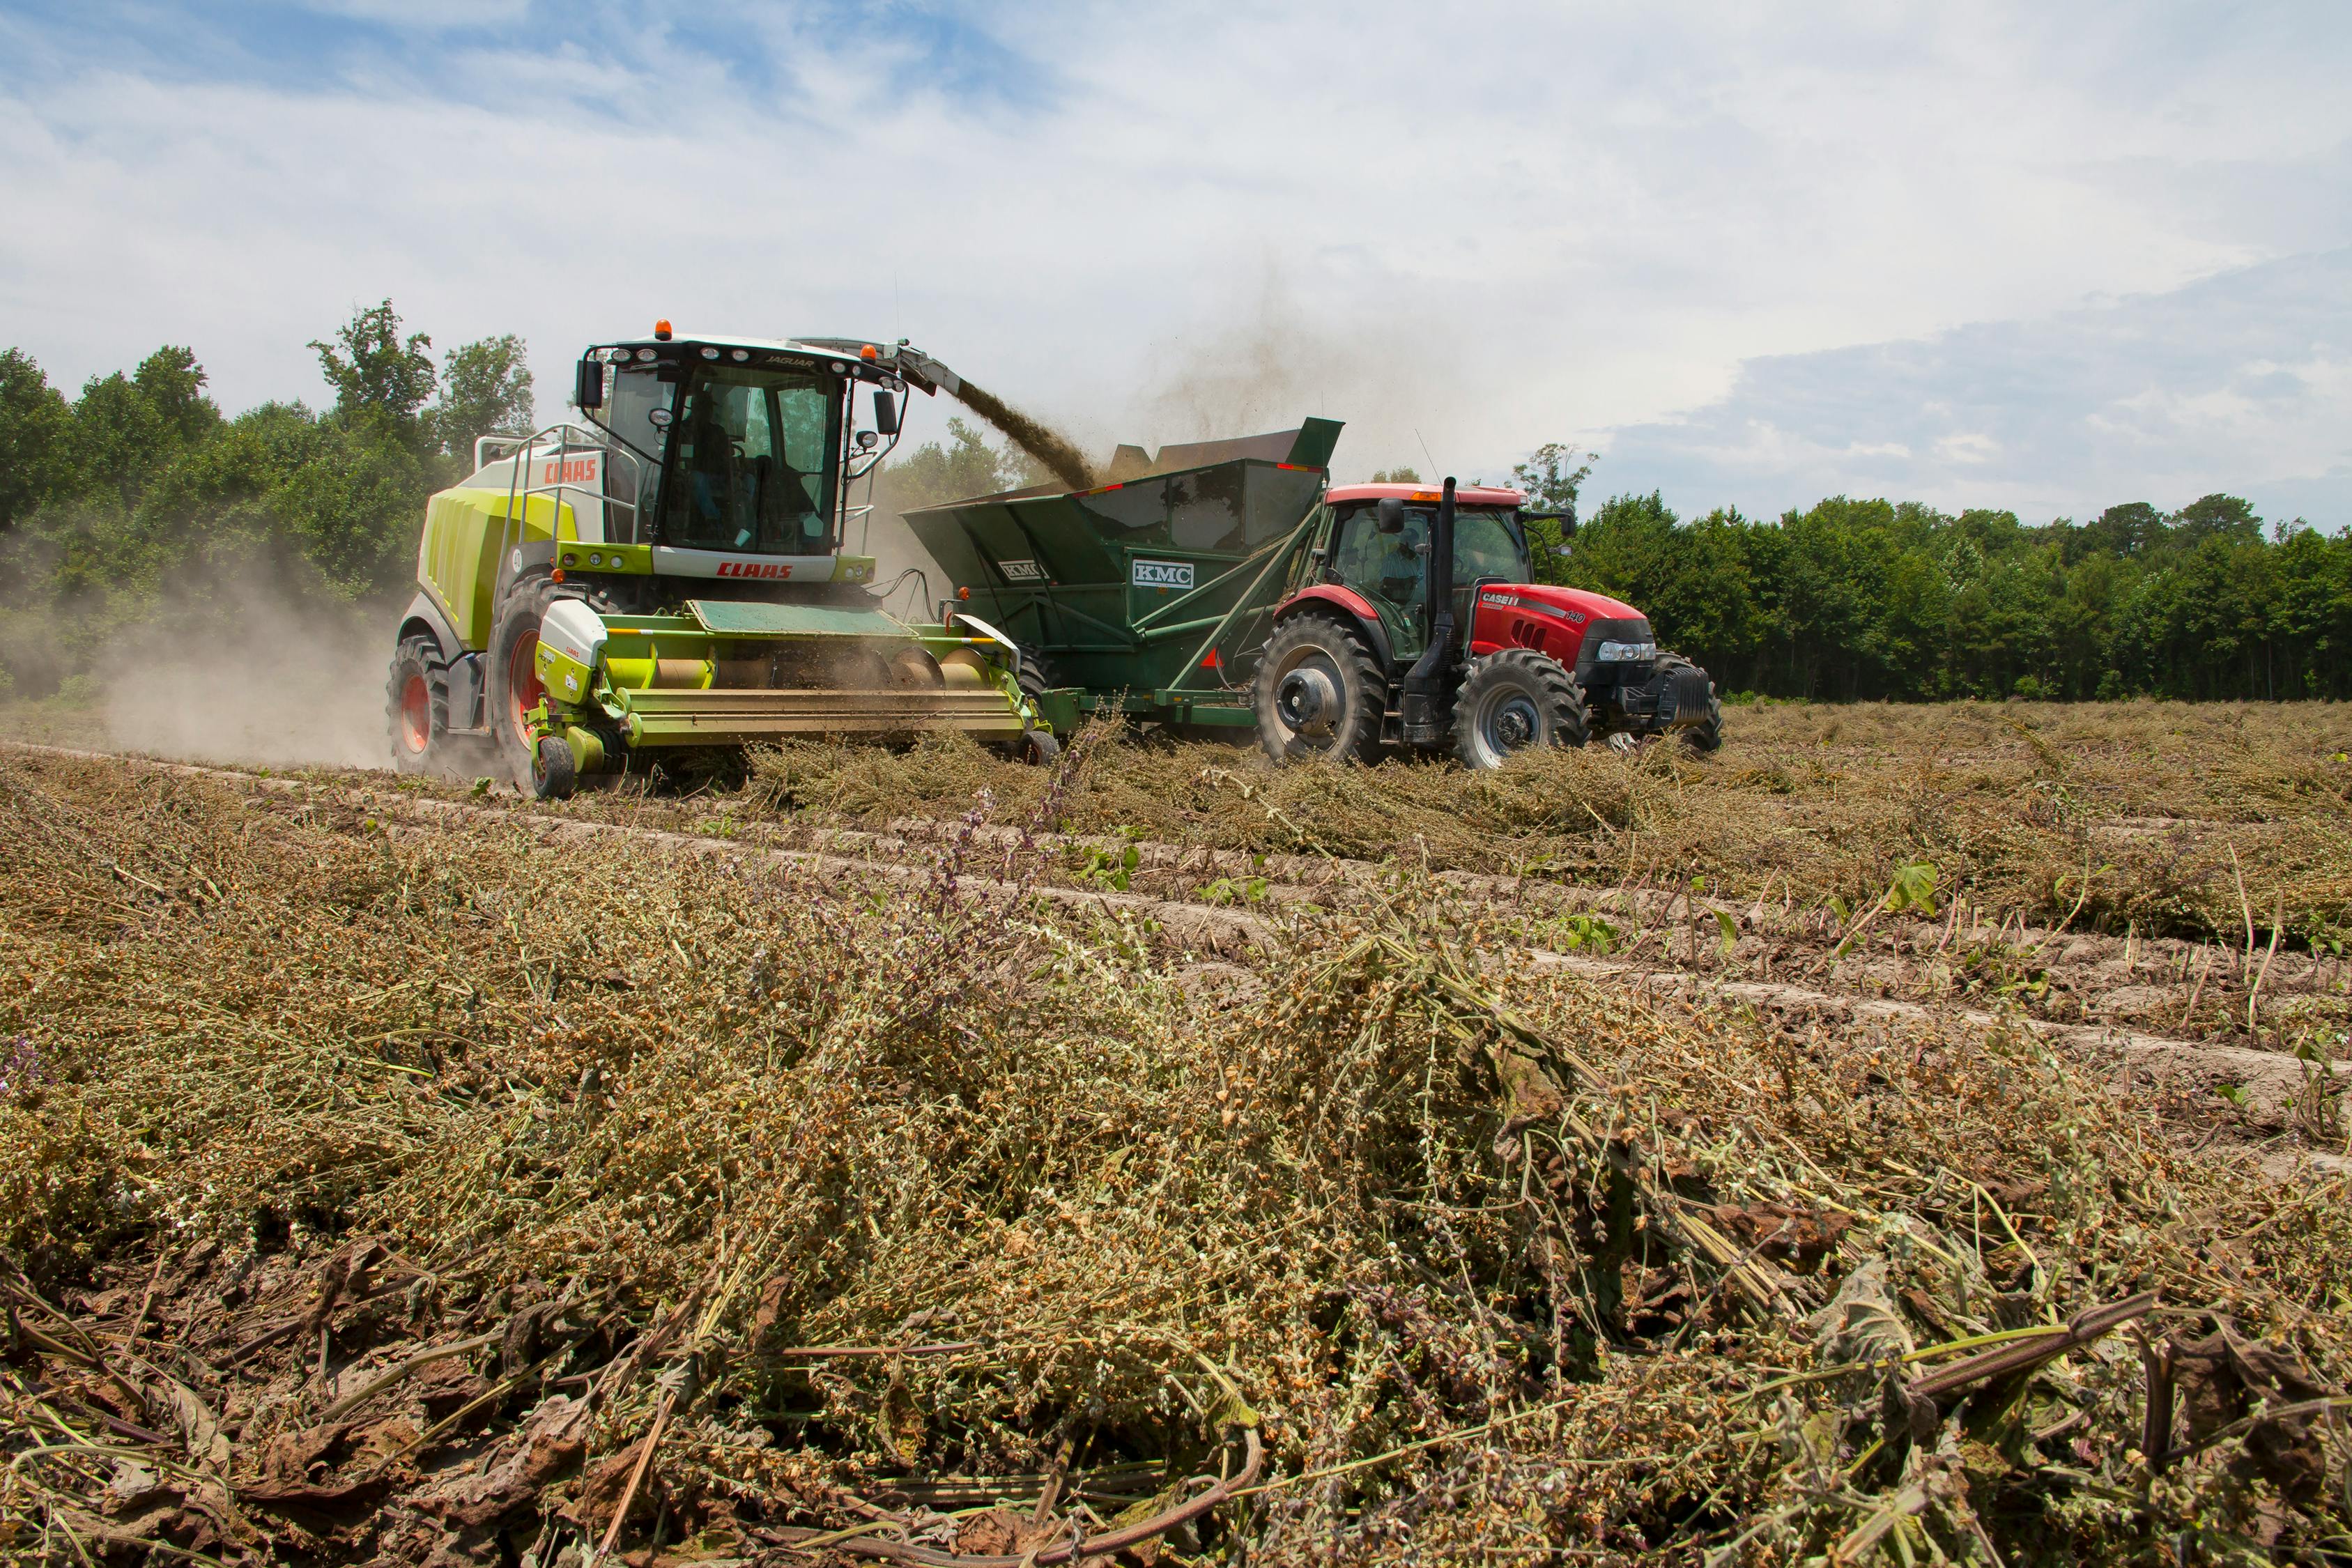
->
[[96, 576, 394, 771], [1125, 268, 1482, 484]]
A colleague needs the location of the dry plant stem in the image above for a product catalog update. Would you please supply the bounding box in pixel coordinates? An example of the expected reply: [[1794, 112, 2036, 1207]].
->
[[2250, 891, 2284, 1034], [587, 1385, 677, 1568], [314, 1329, 505, 1423]]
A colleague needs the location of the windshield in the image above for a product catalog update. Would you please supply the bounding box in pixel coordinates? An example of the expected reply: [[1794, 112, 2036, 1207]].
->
[[659, 365, 840, 555]]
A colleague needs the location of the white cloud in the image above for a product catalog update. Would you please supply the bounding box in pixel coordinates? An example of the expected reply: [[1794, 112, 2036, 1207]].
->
[[0, 0, 2346, 516]]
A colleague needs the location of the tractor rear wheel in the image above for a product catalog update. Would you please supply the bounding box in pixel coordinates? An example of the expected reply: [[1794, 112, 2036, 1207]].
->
[[1451, 649, 1589, 769], [1254, 614, 1386, 765], [386, 636, 448, 776]]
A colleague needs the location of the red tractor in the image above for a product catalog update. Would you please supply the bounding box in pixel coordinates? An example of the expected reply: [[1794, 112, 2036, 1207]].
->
[[1253, 477, 1722, 766]]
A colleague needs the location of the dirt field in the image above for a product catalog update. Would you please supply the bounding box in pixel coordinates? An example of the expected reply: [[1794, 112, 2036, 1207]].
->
[[3, 703, 2349, 1565]]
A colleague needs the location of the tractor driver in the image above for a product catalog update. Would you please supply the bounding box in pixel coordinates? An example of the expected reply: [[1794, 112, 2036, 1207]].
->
[[1376, 518, 1427, 611]]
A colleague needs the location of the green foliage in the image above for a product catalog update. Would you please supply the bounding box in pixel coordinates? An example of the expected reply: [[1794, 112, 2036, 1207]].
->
[[0, 302, 479, 697], [1367, 466, 1421, 483], [877, 417, 1041, 513], [1540, 478, 2352, 701], [0, 350, 78, 531], [309, 298, 437, 440], [429, 333, 535, 459]]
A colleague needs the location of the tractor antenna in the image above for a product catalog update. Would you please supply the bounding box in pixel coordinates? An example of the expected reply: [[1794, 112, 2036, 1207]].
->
[[1415, 428, 1439, 479]]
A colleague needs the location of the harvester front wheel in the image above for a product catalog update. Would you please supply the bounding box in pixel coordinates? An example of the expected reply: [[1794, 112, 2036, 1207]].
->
[[485, 577, 604, 786], [386, 636, 448, 776], [1255, 614, 1385, 765], [1451, 649, 1589, 769]]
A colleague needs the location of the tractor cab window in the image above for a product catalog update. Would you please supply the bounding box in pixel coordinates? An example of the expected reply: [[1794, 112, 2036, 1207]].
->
[[659, 365, 838, 555], [1328, 505, 1530, 608]]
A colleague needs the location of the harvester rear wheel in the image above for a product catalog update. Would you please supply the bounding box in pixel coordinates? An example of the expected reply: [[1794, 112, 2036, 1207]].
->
[[1255, 614, 1385, 765], [1680, 689, 1724, 753], [386, 636, 448, 776], [1451, 649, 1589, 769]]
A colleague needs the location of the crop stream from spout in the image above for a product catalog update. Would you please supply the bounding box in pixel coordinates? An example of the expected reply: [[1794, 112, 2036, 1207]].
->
[[949, 378, 1098, 492]]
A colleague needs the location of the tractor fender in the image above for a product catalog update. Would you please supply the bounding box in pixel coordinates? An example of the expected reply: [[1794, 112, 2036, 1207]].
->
[[395, 591, 464, 664], [1272, 585, 1394, 672]]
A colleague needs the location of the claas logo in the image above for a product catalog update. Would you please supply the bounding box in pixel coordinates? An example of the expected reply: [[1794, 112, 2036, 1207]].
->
[[715, 561, 794, 579], [540, 457, 598, 485]]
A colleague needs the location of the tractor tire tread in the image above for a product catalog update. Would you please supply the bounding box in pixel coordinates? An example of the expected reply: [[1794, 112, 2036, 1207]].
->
[[1254, 613, 1385, 766], [1451, 647, 1590, 769]]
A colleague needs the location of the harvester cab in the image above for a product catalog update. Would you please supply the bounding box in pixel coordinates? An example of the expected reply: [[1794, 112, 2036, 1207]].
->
[[1256, 479, 1723, 765], [387, 327, 1050, 797]]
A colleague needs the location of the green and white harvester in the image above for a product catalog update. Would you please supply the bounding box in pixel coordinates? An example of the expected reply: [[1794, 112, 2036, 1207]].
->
[[386, 323, 1053, 797]]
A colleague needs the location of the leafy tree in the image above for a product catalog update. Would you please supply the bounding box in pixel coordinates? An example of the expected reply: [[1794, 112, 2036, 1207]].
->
[[1367, 466, 1422, 483], [1512, 442, 1594, 578], [72, 347, 222, 508], [309, 300, 436, 439], [0, 350, 77, 532], [429, 334, 535, 459], [877, 417, 1034, 512]]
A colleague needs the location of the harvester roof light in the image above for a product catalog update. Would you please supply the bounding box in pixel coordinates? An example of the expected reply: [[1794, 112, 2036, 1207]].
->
[[829, 360, 848, 374], [730, 348, 749, 362], [700, 346, 719, 360], [1411, 490, 1443, 502], [635, 348, 656, 362], [654, 319, 673, 340], [1276, 463, 1323, 472], [958, 586, 971, 601], [860, 344, 878, 360]]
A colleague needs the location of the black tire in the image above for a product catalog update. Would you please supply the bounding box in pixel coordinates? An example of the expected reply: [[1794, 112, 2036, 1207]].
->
[[1254, 614, 1387, 765], [1680, 689, 1724, 753], [532, 736, 578, 800], [1451, 649, 1590, 769], [1665, 656, 1723, 753], [1015, 650, 1053, 708], [1020, 728, 1062, 767], [386, 635, 449, 776]]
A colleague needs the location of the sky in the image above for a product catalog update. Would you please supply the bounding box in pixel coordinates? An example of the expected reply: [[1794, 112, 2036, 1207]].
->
[[1, 0, 2348, 528]]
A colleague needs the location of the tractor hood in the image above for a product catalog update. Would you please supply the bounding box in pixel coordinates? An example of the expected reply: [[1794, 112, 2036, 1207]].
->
[[1477, 583, 1647, 625]]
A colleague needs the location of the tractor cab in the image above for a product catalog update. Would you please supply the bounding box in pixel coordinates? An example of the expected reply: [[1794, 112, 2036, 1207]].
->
[[1317, 484, 1533, 664]]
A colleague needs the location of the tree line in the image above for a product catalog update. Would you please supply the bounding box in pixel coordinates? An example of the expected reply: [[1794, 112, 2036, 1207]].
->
[[2, 317, 2344, 705], [0, 302, 532, 698], [1507, 445, 2352, 702]]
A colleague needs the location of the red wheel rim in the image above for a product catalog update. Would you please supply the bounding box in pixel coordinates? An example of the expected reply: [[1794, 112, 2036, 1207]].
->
[[507, 631, 544, 741], [399, 672, 431, 753]]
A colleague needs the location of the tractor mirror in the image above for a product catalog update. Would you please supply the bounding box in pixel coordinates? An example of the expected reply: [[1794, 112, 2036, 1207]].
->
[[574, 358, 605, 410], [1376, 497, 1406, 534], [873, 389, 900, 436]]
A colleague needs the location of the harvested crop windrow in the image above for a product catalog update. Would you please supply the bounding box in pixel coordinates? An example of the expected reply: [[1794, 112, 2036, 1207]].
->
[[4, 746, 2352, 1565]]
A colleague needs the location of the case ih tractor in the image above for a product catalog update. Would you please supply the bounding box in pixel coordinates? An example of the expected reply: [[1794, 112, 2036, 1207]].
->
[[1254, 477, 1721, 765], [386, 325, 1050, 796], [906, 446, 1719, 768]]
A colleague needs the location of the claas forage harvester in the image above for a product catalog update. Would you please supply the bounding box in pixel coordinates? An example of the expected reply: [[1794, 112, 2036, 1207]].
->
[[385, 325, 1053, 797]]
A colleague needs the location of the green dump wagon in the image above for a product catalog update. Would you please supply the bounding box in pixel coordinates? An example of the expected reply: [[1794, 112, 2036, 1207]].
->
[[900, 420, 1342, 733]]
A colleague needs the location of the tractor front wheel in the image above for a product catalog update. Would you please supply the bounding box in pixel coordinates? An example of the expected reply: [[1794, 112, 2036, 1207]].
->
[[1451, 649, 1590, 769], [1254, 614, 1386, 765], [386, 636, 448, 776]]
